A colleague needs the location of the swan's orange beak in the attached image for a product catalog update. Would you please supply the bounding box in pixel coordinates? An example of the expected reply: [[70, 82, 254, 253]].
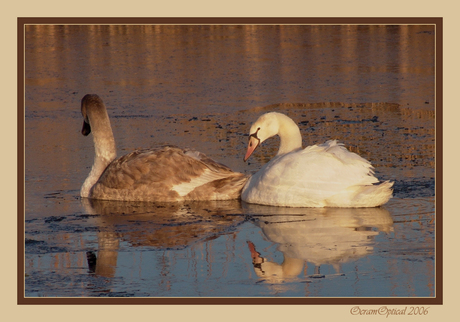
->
[[244, 135, 260, 162]]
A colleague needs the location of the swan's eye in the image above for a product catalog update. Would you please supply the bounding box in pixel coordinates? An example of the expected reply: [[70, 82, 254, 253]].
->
[[249, 127, 261, 141]]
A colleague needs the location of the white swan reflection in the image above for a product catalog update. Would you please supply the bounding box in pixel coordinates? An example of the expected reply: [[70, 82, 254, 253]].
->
[[81, 198, 244, 278], [243, 204, 393, 282]]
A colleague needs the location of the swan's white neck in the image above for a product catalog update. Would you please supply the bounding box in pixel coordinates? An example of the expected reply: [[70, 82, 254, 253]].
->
[[275, 113, 302, 156], [80, 109, 117, 198]]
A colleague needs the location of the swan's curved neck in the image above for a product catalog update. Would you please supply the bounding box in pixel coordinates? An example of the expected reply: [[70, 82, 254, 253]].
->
[[81, 109, 117, 197], [276, 114, 302, 156]]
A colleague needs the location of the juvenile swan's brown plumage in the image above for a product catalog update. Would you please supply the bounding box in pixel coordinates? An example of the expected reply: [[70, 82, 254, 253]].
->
[[80, 94, 248, 202]]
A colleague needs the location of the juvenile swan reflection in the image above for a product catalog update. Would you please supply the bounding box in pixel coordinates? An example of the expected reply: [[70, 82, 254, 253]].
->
[[81, 198, 244, 277], [244, 204, 393, 282]]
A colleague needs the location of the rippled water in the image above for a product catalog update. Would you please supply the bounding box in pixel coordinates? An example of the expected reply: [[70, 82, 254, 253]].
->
[[23, 25, 436, 299]]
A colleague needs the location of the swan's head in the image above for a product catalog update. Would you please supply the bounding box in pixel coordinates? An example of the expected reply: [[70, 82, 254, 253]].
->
[[80, 94, 105, 136], [244, 113, 281, 162]]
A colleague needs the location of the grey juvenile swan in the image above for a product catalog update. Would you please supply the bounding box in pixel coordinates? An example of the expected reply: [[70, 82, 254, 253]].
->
[[80, 94, 248, 202]]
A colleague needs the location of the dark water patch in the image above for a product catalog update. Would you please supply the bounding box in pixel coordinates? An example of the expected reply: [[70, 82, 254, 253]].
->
[[392, 178, 435, 199], [44, 192, 64, 199], [81, 226, 100, 233], [104, 292, 138, 297], [241, 102, 402, 116], [112, 114, 153, 119], [25, 238, 45, 245], [44, 216, 66, 223], [25, 270, 96, 297], [25, 240, 69, 254], [76, 213, 101, 219]]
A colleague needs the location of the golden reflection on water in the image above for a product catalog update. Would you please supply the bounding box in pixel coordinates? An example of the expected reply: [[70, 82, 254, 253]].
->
[[26, 24, 434, 108]]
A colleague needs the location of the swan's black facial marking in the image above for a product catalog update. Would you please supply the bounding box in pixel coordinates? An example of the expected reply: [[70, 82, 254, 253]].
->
[[82, 120, 91, 136], [248, 127, 261, 147], [244, 127, 262, 162]]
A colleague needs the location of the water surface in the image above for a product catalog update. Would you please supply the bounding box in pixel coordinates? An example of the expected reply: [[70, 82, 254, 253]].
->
[[24, 24, 436, 299]]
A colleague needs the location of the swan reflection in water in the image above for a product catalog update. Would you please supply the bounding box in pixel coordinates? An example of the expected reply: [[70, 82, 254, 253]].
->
[[244, 204, 393, 283], [81, 198, 245, 278]]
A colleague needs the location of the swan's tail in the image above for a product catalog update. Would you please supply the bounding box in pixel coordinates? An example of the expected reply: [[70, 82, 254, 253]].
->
[[186, 173, 250, 201], [353, 180, 394, 207], [325, 180, 394, 208]]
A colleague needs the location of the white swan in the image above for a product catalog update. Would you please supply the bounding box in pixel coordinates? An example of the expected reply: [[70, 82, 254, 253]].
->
[[242, 112, 393, 207], [80, 94, 248, 202]]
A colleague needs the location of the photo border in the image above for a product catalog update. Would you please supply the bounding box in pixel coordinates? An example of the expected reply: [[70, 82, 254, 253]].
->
[[18, 17, 443, 305]]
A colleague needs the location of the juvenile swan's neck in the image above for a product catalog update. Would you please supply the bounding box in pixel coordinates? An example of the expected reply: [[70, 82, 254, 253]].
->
[[275, 113, 302, 156], [80, 96, 117, 197]]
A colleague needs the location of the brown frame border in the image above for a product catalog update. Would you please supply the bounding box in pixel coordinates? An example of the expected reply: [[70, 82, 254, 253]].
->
[[18, 17, 442, 305]]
